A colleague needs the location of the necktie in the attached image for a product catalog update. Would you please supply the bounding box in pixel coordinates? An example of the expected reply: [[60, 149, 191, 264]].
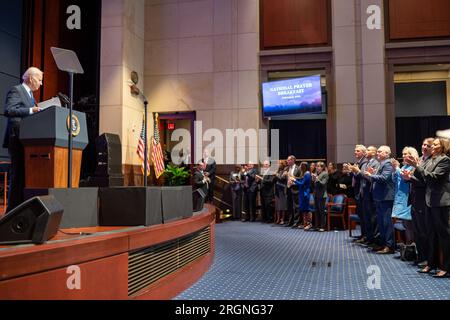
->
[[30, 92, 36, 106]]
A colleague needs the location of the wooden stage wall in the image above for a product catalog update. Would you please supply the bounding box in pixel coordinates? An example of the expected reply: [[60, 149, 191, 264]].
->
[[0, 205, 216, 300]]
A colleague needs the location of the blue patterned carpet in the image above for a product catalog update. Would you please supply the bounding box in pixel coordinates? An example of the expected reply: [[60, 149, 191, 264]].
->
[[176, 221, 450, 300]]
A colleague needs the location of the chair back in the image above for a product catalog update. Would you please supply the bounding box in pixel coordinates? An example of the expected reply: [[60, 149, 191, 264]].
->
[[329, 194, 347, 214]]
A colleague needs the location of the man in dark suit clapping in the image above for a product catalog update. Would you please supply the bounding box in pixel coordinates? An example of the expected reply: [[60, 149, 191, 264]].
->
[[345, 145, 369, 242], [242, 162, 258, 222], [283, 155, 300, 226], [3, 67, 43, 212], [203, 149, 216, 204], [193, 161, 210, 198], [256, 160, 275, 223], [401, 138, 433, 266], [405, 138, 450, 278], [364, 146, 395, 254]]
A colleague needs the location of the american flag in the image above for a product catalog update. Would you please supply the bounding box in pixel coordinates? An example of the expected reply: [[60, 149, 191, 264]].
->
[[137, 114, 150, 176], [152, 113, 165, 179]]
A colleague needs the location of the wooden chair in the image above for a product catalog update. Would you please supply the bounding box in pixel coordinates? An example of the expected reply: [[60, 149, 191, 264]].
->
[[347, 204, 359, 237], [327, 194, 348, 231]]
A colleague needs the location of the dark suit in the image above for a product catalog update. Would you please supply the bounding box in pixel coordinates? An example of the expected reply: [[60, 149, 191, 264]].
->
[[243, 167, 258, 221], [314, 171, 329, 229], [283, 165, 300, 226], [353, 157, 368, 237], [370, 158, 395, 249], [259, 169, 274, 222], [3, 84, 35, 212], [230, 171, 243, 220], [414, 155, 450, 271], [408, 156, 432, 262], [360, 158, 380, 243], [203, 157, 216, 203], [327, 171, 341, 196], [414, 155, 450, 208], [193, 170, 209, 197]]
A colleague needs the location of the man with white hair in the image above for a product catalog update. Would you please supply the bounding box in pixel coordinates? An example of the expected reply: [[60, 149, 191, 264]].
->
[[346, 145, 369, 242], [3, 67, 43, 212], [364, 145, 396, 254]]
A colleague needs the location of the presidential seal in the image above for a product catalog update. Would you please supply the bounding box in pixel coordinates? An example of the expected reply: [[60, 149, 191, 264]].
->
[[67, 114, 81, 137]]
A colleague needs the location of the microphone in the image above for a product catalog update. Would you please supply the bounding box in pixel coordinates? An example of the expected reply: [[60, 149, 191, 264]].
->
[[57, 92, 70, 107]]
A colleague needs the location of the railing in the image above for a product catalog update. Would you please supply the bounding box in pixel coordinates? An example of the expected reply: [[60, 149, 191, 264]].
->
[[0, 161, 10, 212], [212, 176, 233, 220]]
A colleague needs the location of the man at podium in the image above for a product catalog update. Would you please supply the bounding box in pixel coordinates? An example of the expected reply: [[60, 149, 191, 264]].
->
[[2, 67, 43, 212]]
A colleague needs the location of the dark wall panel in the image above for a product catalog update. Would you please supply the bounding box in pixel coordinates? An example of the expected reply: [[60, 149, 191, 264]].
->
[[388, 0, 450, 41], [270, 119, 327, 160], [0, 0, 23, 37], [0, 0, 23, 161], [20, 0, 101, 178], [395, 82, 447, 117], [261, 0, 330, 49], [396, 116, 450, 157]]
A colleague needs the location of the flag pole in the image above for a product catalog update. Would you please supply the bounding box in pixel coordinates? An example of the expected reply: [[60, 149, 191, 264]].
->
[[144, 99, 148, 187], [132, 82, 150, 187]]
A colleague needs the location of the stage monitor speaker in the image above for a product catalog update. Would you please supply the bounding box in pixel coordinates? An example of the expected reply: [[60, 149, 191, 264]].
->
[[161, 186, 193, 222], [95, 133, 122, 177], [0, 196, 64, 245], [99, 187, 162, 226], [192, 188, 206, 212], [24, 188, 98, 229]]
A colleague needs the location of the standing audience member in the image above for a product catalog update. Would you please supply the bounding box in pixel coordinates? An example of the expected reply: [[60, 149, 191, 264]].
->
[[364, 146, 396, 254], [358, 146, 380, 247], [242, 162, 258, 222], [337, 165, 355, 198], [203, 149, 216, 203], [309, 162, 317, 191], [346, 145, 369, 243], [312, 162, 329, 232], [274, 160, 288, 225], [257, 160, 275, 222], [291, 162, 312, 229], [401, 138, 434, 266], [230, 165, 244, 220], [327, 162, 341, 196], [283, 156, 300, 226], [406, 138, 450, 278], [193, 161, 210, 198], [391, 147, 418, 245]]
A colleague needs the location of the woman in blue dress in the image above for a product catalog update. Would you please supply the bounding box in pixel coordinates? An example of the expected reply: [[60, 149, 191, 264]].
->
[[290, 162, 312, 229], [392, 146, 419, 244]]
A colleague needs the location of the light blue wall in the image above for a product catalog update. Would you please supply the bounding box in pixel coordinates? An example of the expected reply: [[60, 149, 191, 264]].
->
[[0, 0, 23, 160]]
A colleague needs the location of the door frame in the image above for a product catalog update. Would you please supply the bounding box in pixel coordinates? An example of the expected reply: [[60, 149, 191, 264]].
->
[[157, 111, 196, 164]]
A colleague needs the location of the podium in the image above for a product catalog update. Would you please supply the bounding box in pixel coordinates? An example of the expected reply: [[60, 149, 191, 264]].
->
[[20, 106, 89, 188]]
